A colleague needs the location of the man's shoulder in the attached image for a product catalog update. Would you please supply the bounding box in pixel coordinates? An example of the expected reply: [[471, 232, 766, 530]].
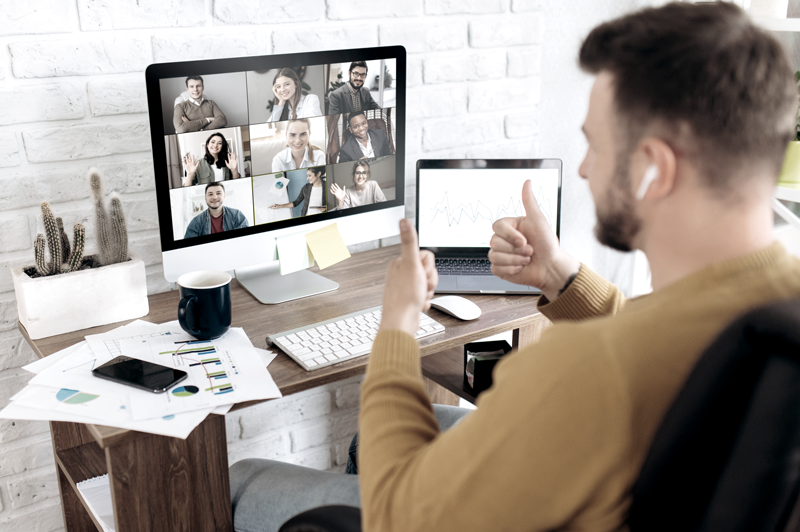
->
[[186, 211, 207, 229], [332, 84, 349, 98], [370, 128, 389, 141]]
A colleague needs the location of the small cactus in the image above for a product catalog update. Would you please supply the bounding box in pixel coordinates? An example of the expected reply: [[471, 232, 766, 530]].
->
[[34, 234, 47, 277], [32, 202, 85, 276], [57, 217, 70, 264], [90, 168, 129, 266], [41, 202, 62, 276], [65, 224, 85, 273]]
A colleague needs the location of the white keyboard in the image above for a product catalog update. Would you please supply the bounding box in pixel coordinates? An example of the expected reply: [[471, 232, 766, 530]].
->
[[268, 306, 445, 371]]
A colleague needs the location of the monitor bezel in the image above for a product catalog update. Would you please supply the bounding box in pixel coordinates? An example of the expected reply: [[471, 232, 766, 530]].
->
[[145, 46, 406, 254], [415, 158, 563, 256]]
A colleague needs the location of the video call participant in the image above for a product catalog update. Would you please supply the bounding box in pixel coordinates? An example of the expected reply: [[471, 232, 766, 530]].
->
[[330, 160, 386, 210], [182, 133, 240, 187], [338, 112, 392, 163], [173, 76, 227, 134], [328, 61, 381, 115], [184, 183, 249, 239], [269, 166, 327, 217], [272, 119, 326, 172], [269, 68, 322, 122]]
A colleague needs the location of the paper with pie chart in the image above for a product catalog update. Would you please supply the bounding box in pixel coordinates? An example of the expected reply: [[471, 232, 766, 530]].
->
[[84, 322, 281, 421]]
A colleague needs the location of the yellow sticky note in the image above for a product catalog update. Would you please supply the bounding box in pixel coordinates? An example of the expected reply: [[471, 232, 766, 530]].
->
[[276, 232, 315, 276], [304, 222, 351, 270]]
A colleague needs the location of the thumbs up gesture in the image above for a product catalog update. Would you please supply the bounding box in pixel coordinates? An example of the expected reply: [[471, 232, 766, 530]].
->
[[489, 180, 580, 301], [380, 219, 438, 336]]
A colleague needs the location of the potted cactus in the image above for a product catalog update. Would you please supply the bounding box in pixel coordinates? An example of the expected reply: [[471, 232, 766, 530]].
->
[[11, 169, 149, 339]]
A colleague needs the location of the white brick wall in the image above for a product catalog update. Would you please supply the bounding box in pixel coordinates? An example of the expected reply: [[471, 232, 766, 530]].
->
[[0, 0, 548, 528]]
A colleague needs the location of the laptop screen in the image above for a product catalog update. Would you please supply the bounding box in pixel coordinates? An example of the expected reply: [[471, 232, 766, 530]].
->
[[417, 160, 561, 250]]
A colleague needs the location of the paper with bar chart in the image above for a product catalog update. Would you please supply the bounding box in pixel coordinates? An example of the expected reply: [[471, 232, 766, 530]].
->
[[82, 322, 280, 421], [417, 168, 559, 249], [10, 321, 216, 439]]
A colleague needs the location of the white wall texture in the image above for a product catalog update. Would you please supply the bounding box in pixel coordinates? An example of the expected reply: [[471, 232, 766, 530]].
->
[[0, 0, 654, 529]]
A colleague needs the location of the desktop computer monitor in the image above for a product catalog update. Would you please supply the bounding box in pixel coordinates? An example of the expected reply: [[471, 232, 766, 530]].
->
[[144, 46, 406, 304]]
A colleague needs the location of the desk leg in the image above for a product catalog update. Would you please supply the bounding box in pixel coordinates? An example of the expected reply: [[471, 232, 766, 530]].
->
[[512, 315, 551, 350], [105, 414, 232, 532]]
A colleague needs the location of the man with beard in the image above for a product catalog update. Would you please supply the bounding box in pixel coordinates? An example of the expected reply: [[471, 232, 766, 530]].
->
[[353, 2, 800, 531], [327, 61, 381, 115], [184, 183, 248, 239], [229, 4, 800, 531]]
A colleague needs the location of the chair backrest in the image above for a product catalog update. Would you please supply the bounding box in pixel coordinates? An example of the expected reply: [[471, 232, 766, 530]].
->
[[628, 297, 800, 532]]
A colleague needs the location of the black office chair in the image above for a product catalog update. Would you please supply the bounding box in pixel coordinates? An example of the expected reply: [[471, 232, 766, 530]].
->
[[628, 297, 800, 532], [278, 298, 800, 532]]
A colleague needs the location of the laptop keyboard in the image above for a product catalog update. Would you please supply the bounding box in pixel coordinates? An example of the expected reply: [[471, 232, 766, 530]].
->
[[435, 258, 493, 275]]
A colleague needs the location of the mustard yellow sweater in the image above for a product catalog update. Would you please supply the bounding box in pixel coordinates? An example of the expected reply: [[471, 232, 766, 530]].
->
[[359, 242, 800, 532]]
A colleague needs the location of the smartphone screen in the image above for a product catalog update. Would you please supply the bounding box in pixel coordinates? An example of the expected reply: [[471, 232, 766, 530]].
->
[[93, 356, 188, 393]]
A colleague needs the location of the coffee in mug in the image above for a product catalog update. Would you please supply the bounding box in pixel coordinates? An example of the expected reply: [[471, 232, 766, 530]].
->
[[177, 270, 232, 340]]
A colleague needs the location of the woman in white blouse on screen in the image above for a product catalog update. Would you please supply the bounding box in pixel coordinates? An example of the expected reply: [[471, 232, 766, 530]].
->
[[268, 68, 322, 122], [272, 118, 326, 172]]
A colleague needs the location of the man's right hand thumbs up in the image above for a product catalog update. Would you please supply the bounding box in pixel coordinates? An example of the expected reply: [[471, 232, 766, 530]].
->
[[488, 180, 580, 301]]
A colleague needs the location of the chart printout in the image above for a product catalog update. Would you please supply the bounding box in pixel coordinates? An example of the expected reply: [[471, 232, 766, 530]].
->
[[83, 321, 281, 420], [418, 168, 559, 248]]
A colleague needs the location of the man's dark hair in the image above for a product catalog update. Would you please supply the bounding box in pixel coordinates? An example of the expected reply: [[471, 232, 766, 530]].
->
[[347, 111, 367, 128], [349, 61, 368, 73], [579, 2, 796, 190], [186, 75, 204, 86], [205, 182, 224, 193]]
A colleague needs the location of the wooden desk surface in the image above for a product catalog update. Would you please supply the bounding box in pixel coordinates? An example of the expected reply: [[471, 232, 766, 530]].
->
[[20, 245, 545, 447]]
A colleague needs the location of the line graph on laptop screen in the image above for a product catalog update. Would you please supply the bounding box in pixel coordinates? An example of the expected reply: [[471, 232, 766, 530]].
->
[[418, 168, 559, 248]]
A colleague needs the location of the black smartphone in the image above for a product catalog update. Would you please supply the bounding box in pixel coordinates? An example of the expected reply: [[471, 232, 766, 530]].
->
[[92, 356, 188, 394]]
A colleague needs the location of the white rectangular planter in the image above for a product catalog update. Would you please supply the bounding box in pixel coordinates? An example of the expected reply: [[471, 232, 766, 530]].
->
[[11, 252, 149, 340]]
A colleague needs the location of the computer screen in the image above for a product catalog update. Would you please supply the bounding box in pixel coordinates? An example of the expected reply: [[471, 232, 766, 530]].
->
[[144, 47, 406, 295], [416, 159, 562, 253]]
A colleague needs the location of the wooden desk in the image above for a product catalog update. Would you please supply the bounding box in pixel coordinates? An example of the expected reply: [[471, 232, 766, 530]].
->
[[20, 245, 550, 532]]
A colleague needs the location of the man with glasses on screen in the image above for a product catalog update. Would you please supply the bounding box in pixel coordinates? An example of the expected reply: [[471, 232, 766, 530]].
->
[[328, 61, 381, 115]]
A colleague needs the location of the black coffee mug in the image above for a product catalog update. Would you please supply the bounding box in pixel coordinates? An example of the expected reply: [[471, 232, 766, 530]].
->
[[177, 271, 232, 340]]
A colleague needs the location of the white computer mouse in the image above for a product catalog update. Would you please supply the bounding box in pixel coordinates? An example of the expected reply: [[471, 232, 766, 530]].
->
[[429, 296, 482, 321]]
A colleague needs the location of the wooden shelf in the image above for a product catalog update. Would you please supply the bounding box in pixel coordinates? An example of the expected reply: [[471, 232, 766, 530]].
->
[[753, 17, 800, 32], [421, 346, 478, 404], [55, 441, 108, 532], [57, 442, 108, 484]]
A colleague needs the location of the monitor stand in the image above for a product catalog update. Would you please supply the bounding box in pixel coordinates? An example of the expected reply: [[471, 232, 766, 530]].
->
[[235, 261, 339, 305]]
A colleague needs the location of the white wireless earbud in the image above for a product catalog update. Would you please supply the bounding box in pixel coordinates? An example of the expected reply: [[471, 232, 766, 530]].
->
[[636, 165, 659, 200]]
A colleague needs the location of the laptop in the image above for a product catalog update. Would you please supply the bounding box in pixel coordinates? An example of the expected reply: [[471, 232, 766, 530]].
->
[[416, 159, 562, 294]]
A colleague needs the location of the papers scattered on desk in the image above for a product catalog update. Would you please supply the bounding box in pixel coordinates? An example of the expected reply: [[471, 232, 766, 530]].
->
[[0, 319, 282, 439]]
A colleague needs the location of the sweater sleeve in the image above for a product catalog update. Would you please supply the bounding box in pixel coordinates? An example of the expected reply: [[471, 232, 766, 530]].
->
[[537, 263, 627, 322], [359, 327, 631, 532], [291, 185, 309, 208], [174, 104, 205, 133], [207, 100, 227, 130]]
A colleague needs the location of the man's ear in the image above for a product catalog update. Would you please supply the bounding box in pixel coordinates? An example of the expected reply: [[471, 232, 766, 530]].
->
[[635, 137, 677, 200]]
